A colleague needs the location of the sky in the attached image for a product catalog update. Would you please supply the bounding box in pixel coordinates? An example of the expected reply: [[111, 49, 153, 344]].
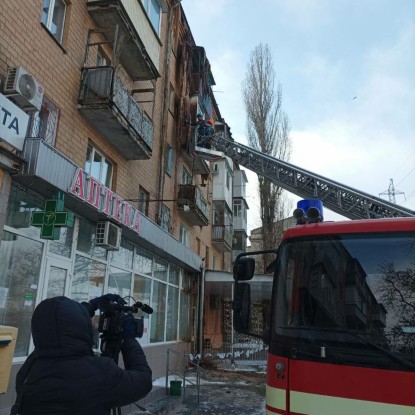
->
[[182, 0, 415, 234]]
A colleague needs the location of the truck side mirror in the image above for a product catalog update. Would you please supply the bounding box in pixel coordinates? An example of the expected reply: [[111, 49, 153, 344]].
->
[[233, 256, 255, 281], [232, 282, 251, 332]]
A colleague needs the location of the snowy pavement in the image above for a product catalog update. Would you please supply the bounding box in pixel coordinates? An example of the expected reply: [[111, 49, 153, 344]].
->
[[154, 368, 266, 414]]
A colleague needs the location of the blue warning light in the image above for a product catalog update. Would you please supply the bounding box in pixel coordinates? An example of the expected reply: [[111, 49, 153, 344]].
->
[[293, 199, 324, 224]]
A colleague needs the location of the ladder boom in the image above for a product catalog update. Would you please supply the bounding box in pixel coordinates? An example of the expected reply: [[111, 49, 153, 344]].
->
[[208, 133, 415, 220]]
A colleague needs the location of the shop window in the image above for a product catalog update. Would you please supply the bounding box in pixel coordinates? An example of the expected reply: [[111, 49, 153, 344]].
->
[[76, 219, 107, 260], [6, 186, 43, 238], [137, 186, 149, 216], [166, 285, 178, 341], [41, 0, 67, 44], [169, 264, 180, 285], [108, 266, 132, 299], [179, 290, 190, 341], [154, 257, 168, 282], [49, 226, 73, 258], [133, 274, 152, 308], [135, 247, 153, 277], [29, 96, 59, 146], [85, 143, 113, 189], [108, 239, 134, 270], [150, 280, 166, 343], [0, 231, 44, 357]]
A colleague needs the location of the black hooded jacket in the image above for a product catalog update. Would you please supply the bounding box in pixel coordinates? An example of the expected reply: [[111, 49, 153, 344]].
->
[[12, 296, 152, 415]]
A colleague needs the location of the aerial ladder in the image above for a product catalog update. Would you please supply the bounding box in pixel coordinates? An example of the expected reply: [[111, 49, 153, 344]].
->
[[188, 129, 415, 220]]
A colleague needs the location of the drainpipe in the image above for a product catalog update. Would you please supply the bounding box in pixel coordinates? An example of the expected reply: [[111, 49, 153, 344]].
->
[[156, 1, 180, 219], [197, 265, 205, 357]]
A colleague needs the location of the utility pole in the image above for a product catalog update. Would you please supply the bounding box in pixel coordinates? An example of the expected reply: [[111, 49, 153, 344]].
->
[[379, 178, 405, 204]]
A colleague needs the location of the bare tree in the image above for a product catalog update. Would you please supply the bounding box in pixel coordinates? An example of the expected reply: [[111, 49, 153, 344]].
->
[[242, 43, 292, 267]]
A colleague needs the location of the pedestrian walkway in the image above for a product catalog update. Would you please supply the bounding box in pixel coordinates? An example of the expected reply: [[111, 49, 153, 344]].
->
[[132, 367, 266, 415]]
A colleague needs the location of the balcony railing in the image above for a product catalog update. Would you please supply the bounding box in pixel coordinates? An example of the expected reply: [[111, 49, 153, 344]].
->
[[212, 225, 233, 252], [177, 184, 210, 226], [78, 67, 153, 160], [86, 0, 161, 80]]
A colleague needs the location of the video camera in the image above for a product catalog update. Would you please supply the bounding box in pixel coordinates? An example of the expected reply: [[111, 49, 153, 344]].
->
[[97, 297, 153, 359]]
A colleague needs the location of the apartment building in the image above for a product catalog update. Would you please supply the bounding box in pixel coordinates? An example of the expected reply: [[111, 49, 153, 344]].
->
[[0, 1, 250, 411]]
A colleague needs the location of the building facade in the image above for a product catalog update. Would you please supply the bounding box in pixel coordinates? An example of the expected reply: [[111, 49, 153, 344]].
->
[[0, 1, 250, 412]]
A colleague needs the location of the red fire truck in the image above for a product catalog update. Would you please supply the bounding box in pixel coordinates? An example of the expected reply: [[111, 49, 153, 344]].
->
[[190, 128, 415, 414], [232, 200, 415, 414]]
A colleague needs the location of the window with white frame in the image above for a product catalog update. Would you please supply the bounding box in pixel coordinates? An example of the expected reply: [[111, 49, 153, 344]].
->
[[233, 199, 242, 217], [179, 224, 189, 247], [30, 96, 59, 146], [84, 143, 113, 189], [41, 0, 67, 44], [141, 0, 162, 35]]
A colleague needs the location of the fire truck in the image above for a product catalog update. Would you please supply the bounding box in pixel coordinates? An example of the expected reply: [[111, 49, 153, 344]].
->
[[190, 129, 415, 414]]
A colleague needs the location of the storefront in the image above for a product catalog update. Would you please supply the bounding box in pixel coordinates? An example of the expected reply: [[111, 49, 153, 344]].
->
[[0, 139, 203, 368]]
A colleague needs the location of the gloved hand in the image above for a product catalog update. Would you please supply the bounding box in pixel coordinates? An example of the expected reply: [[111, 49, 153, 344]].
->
[[122, 313, 137, 340], [89, 293, 126, 312]]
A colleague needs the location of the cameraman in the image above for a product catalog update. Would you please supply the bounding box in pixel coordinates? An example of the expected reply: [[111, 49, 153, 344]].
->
[[11, 295, 152, 415]]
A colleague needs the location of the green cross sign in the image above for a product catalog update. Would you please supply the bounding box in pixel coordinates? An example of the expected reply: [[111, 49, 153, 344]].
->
[[31, 198, 71, 240]]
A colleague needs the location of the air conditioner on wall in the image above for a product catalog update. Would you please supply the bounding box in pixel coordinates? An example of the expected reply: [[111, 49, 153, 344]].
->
[[3, 66, 44, 111], [96, 221, 121, 251]]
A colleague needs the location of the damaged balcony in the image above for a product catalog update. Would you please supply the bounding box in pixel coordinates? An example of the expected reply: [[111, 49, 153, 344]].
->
[[177, 184, 210, 226], [212, 225, 233, 252], [86, 0, 162, 80], [78, 67, 153, 160]]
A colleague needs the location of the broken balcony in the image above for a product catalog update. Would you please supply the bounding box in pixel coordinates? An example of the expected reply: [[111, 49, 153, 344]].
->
[[212, 225, 233, 252], [177, 184, 210, 226], [77, 67, 153, 160], [86, 0, 161, 80]]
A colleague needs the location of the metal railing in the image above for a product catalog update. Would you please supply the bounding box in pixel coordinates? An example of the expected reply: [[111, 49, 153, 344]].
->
[[203, 341, 268, 368], [166, 349, 205, 406]]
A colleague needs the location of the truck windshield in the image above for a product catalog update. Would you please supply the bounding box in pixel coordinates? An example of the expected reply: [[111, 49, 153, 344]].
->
[[273, 231, 415, 371]]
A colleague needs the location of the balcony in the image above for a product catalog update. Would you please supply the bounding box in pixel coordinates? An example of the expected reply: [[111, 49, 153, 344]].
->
[[177, 184, 210, 226], [212, 225, 233, 252], [86, 0, 161, 81], [78, 67, 153, 160]]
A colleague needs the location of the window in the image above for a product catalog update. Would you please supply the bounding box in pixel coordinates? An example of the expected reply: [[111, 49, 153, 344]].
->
[[226, 169, 231, 190], [41, 0, 67, 44], [181, 166, 192, 185], [159, 204, 170, 232], [30, 96, 59, 146], [179, 224, 189, 247], [233, 200, 242, 217], [141, 0, 162, 35], [85, 144, 113, 189], [168, 85, 175, 113], [137, 186, 149, 216], [166, 144, 173, 177], [96, 48, 109, 67]]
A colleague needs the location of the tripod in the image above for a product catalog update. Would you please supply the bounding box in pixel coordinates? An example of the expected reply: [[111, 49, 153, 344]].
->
[[100, 333, 123, 415]]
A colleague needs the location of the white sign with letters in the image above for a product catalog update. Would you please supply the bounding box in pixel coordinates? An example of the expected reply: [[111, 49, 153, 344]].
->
[[0, 93, 30, 151]]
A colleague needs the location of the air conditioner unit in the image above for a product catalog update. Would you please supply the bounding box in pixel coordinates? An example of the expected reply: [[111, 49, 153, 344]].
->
[[96, 221, 121, 250], [3, 66, 44, 111]]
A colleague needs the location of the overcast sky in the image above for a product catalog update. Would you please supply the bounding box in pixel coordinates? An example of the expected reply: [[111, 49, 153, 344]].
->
[[183, 1, 415, 233]]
